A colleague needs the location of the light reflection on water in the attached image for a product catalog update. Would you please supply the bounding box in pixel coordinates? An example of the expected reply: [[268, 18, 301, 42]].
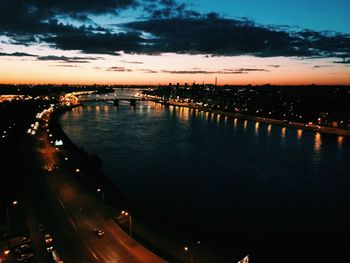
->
[[338, 136, 344, 149], [60, 95, 350, 262], [312, 132, 323, 167], [281, 127, 286, 139], [267, 124, 272, 135], [179, 107, 189, 122], [233, 118, 238, 128], [314, 132, 322, 153], [297, 129, 303, 139], [243, 119, 248, 130], [255, 122, 260, 136]]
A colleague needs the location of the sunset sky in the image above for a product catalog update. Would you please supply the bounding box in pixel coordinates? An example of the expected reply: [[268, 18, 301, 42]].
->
[[0, 0, 349, 85]]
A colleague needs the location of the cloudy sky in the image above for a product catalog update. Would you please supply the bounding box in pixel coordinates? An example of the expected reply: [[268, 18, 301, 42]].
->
[[0, 0, 349, 85]]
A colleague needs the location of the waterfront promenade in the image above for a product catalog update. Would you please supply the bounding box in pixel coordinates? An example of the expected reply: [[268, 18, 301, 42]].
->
[[146, 97, 350, 137]]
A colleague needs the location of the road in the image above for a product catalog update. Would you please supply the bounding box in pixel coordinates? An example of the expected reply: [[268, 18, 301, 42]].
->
[[25, 110, 167, 263]]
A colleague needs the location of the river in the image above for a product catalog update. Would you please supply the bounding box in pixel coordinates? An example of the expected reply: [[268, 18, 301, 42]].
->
[[59, 89, 350, 263]]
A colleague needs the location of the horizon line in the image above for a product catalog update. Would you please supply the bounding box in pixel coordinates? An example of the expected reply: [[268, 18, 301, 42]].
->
[[1, 83, 350, 87]]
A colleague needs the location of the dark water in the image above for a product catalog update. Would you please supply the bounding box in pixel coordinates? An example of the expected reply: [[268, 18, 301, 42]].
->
[[60, 90, 350, 262]]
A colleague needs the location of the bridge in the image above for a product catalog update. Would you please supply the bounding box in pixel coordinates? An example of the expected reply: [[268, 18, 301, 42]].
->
[[77, 97, 142, 107]]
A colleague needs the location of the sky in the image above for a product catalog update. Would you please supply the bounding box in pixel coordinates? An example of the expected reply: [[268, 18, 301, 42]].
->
[[0, 0, 349, 85]]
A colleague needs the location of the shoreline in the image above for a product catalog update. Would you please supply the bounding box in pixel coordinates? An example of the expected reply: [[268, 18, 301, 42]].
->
[[149, 98, 350, 137]]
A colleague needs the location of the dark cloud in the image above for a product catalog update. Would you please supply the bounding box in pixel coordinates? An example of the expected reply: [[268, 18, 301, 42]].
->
[[121, 60, 144, 64], [228, 68, 269, 72], [0, 0, 178, 51], [0, 0, 138, 32], [126, 16, 350, 60], [107, 66, 133, 72], [0, 52, 103, 64], [161, 70, 238, 74], [50, 64, 79, 67], [37, 55, 102, 63], [0, 52, 36, 57], [138, 69, 158, 73], [0, 0, 184, 36], [268, 65, 281, 68], [1, 17, 143, 55], [312, 65, 332, 69], [333, 58, 350, 64], [142, 0, 200, 19], [161, 68, 269, 74], [42, 21, 142, 55]]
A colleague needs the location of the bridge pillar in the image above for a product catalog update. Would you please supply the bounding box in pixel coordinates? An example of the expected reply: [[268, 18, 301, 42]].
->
[[130, 99, 136, 107], [113, 99, 119, 107]]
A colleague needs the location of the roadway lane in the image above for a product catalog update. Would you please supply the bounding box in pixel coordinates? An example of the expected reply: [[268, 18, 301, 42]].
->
[[21, 127, 95, 262], [33, 111, 167, 263]]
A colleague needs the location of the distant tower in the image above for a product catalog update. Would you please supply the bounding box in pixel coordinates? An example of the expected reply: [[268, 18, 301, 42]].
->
[[215, 77, 217, 86]]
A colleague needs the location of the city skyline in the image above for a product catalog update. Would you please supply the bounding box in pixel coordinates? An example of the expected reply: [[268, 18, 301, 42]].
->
[[0, 0, 349, 85]]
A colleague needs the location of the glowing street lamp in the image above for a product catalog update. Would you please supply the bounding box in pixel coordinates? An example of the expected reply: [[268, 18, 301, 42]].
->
[[6, 200, 18, 233], [184, 246, 194, 263], [97, 188, 106, 219], [121, 210, 133, 240], [184, 241, 200, 263]]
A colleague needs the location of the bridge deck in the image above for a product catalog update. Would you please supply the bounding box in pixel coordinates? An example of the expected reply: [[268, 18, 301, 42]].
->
[[78, 98, 141, 102]]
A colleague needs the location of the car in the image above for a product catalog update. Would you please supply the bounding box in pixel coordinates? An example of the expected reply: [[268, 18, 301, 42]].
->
[[14, 244, 32, 256], [8, 236, 31, 249], [93, 228, 104, 237], [44, 234, 53, 245], [46, 244, 54, 252], [17, 252, 34, 262]]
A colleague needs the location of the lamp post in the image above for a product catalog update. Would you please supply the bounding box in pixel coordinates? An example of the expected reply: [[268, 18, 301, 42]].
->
[[184, 246, 193, 263], [97, 188, 105, 218], [121, 210, 132, 241], [184, 241, 200, 263], [7, 200, 18, 233]]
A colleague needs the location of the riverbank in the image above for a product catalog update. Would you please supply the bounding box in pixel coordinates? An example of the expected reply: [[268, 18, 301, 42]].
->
[[152, 98, 350, 137], [49, 103, 221, 263]]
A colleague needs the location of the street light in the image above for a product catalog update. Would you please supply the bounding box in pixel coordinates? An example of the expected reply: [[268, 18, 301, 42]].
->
[[184, 246, 193, 263], [121, 210, 132, 241], [7, 200, 18, 233], [184, 241, 200, 263], [97, 188, 105, 218]]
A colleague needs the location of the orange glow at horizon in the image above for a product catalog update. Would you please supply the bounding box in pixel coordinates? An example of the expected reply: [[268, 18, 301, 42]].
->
[[0, 53, 349, 85]]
